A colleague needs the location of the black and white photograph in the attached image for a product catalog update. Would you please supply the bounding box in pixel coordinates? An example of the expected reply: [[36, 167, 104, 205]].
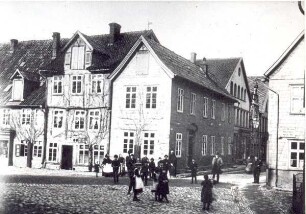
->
[[0, 1, 305, 213]]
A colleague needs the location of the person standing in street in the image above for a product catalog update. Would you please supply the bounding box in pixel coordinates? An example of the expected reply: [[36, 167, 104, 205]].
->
[[162, 155, 171, 178], [157, 169, 169, 203], [118, 154, 125, 176], [253, 156, 262, 183], [169, 150, 177, 178], [190, 159, 198, 184], [149, 158, 156, 179], [212, 152, 223, 183], [141, 160, 149, 186], [94, 161, 100, 177], [112, 155, 120, 183], [127, 154, 137, 194], [201, 174, 213, 211], [132, 166, 143, 201]]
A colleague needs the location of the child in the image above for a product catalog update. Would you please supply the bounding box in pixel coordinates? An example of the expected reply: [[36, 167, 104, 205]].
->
[[151, 170, 159, 201], [157, 169, 169, 203], [94, 162, 100, 177], [201, 174, 213, 210]]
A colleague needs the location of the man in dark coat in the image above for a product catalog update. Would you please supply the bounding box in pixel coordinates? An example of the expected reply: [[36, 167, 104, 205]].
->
[[253, 156, 262, 183], [162, 155, 171, 177], [127, 154, 137, 194], [141, 161, 149, 186], [212, 152, 223, 183], [201, 174, 213, 210], [118, 154, 125, 176], [149, 158, 156, 179], [190, 159, 198, 184], [112, 154, 120, 183], [157, 169, 169, 202], [169, 150, 177, 177]]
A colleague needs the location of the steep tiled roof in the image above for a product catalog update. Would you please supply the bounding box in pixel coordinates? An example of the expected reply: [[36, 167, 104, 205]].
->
[[196, 58, 241, 88], [20, 84, 46, 106], [146, 39, 235, 101], [44, 30, 157, 73], [248, 76, 268, 113]]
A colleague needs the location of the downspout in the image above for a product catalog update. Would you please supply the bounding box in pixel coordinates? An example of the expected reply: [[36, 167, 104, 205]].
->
[[275, 92, 279, 187]]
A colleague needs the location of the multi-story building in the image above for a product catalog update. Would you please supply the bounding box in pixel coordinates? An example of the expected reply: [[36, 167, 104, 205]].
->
[[41, 23, 158, 170], [109, 36, 236, 171], [196, 58, 252, 162], [264, 31, 304, 190], [248, 76, 269, 161]]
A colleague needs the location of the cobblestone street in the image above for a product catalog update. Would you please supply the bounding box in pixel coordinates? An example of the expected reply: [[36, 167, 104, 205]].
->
[[0, 167, 294, 214]]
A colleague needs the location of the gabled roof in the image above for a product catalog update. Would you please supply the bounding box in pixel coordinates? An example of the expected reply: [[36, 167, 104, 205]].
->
[[10, 69, 40, 82], [43, 30, 158, 73], [110, 36, 236, 101], [265, 30, 304, 78], [248, 76, 269, 113]]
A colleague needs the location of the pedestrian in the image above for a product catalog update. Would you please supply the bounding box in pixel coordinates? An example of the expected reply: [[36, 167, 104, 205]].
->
[[112, 154, 120, 183], [94, 161, 100, 177], [149, 158, 156, 179], [141, 161, 149, 186], [118, 154, 125, 176], [169, 150, 177, 177], [212, 152, 223, 183], [102, 154, 112, 165], [157, 169, 169, 203], [127, 154, 136, 195], [132, 166, 144, 201], [253, 156, 262, 183], [157, 157, 163, 169], [201, 174, 213, 211], [162, 155, 171, 178], [190, 159, 198, 184]]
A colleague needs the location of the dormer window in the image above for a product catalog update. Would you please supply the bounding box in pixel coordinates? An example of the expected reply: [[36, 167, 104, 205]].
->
[[12, 79, 23, 101]]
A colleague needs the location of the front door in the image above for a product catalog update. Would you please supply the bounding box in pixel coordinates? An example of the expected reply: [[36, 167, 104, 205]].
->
[[188, 131, 195, 166], [61, 145, 73, 170]]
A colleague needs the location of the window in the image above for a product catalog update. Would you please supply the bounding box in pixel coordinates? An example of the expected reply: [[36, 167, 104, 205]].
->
[[146, 86, 157, 109], [228, 137, 232, 155], [201, 135, 207, 156], [135, 48, 149, 75], [190, 93, 196, 115], [85, 52, 92, 65], [13, 79, 23, 100], [33, 141, 42, 157], [53, 110, 64, 128], [123, 132, 135, 154], [290, 85, 304, 114], [238, 86, 240, 99], [210, 136, 215, 155], [65, 52, 71, 65], [290, 141, 305, 168], [221, 137, 225, 155], [53, 76, 63, 94], [93, 145, 105, 164], [91, 74, 103, 94], [244, 89, 247, 101], [238, 68, 241, 76], [177, 88, 184, 112], [211, 100, 216, 119], [143, 132, 155, 155], [230, 81, 233, 95], [71, 46, 85, 69], [15, 141, 27, 157], [241, 87, 244, 101], [125, 87, 137, 109], [21, 109, 32, 125], [1, 109, 10, 126], [228, 104, 232, 124], [89, 110, 100, 130], [221, 103, 226, 121], [78, 144, 89, 164], [203, 97, 208, 118], [71, 75, 82, 94], [175, 133, 182, 157], [234, 84, 237, 97], [74, 110, 85, 130], [48, 143, 57, 162]]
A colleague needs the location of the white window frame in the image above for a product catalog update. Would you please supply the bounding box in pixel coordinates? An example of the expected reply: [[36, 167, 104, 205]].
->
[[71, 46, 85, 70], [78, 144, 89, 164], [93, 145, 105, 164], [125, 86, 137, 109], [74, 110, 85, 130], [88, 110, 100, 130], [289, 140, 305, 169], [146, 86, 157, 109], [143, 132, 155, 156], [203, 97, 208, 118], [190, 93, 196, 115], [21, 109, 32, 125], [123, 131, 135, 154], [201, 135, 207, 156], [53, 110, 64, 128], [175, 133, 182, 157], [290, 85, 304, 114], [177, 88, 184, 112], [210, 136, 215, 155], [53, 76, 63, 94], [211, 100, 216, 119], [1, 109, 10, 126], [221, 103, 226, 121], [33, 141, 42, 158], [91, 74, 103, 94], [15, 141, 28, 157], [71, 75, 83, 94], [221, 137, 225, 155], [48, 142, 57, 162]]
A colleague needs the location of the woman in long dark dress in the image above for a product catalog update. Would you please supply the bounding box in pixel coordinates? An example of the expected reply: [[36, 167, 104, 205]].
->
[[157, 169, 169, 202], [201, 174, 213, 210]]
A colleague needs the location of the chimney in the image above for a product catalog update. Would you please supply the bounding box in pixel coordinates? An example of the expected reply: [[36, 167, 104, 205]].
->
[[52, 32, 61, 59], [109, 23, 121, 44], [10, 39, 18, 53], [190, 52, 197, 63]]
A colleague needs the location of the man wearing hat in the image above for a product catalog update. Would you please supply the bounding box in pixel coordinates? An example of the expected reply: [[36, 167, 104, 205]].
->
[[169, 150, 177, 177], [211, 152, 223, 183]]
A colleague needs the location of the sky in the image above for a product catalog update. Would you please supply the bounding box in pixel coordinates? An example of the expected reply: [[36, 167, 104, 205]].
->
[[0, 1, 304, 76]]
